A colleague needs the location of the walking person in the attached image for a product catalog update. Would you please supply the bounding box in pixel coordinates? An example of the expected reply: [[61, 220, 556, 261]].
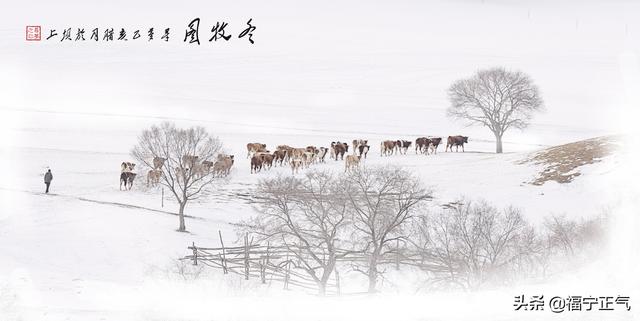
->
[[44, 169, 53, 193]]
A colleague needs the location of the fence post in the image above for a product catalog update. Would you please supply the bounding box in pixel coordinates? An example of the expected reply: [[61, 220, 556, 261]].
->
[[192, 241, 198, 266], [395, 239, 400, 271], [161, 188, 164, 208], [219, 230, 228, 274], [261, 242, 269, 284], [335, 269, 341, 296], [244, 233, 249, 280], [259, 261, 265, 284], [284, 253, 290, 290]]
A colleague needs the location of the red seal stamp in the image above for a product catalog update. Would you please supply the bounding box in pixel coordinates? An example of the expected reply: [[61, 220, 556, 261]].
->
[[26, 26, 41, 41]]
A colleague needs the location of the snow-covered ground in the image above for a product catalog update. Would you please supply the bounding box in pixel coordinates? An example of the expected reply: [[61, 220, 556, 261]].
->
[[1, 0, 640, 320], [0, 108, 632, 321]]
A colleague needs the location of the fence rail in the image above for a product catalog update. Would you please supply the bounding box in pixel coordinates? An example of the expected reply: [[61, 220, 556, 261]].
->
[[184, 231, 450, 294]]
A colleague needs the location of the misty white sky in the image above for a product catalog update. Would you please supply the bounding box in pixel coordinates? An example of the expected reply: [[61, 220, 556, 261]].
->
[[1, 0, 639, 148]]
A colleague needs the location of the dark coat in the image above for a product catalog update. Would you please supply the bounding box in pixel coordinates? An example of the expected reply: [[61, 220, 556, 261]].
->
[[44, 171, 53, 183]]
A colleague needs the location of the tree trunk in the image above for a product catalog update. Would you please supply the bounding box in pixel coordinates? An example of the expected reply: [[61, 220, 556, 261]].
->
[[367, 250, 379, 293], [178, 202, 187, 232], [495, 133, 503, 154], [367, 265, 378, 293], [317, 258, 335, 296], [317, 282, 326, 296]]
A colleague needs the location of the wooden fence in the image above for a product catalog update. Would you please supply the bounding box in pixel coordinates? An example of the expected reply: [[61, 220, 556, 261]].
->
[[184, 231, 452, 294]]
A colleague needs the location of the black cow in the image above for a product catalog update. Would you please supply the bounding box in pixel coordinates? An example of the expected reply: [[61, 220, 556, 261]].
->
[[395, 140, 412, 155], [119, 172, 137, 190], [357, 144, 370, 159]]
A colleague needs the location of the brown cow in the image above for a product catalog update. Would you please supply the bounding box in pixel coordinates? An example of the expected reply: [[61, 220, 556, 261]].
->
[[380, 140, 396, 156], [251, 155, 264, 173], [290, 158, 303, 174], [246, 143, 267, 159], [272, 150, 287, 166], [446, 136, 469, 152], [147, 169, 162, 187], [213, 155, 234, 177], [253, 151, 271, 170], [277, 145, 293, 153], [276, 145, 294, 164], [190, 162, 204, 179], [200, 160, 214, 175], [331, 142, 347, 161], [152, 157, 166, 170], [262, 154, 274, 170], [429, 137, 443, 154], [345, 155, 361, 172], [415, 137, 431, 154], [182, 155, 199, 169], [286, 148, 305, 162]]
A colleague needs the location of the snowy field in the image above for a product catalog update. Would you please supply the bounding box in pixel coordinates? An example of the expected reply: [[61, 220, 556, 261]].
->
[[0, 104, 634, 321], [2, 0, 640, 320]]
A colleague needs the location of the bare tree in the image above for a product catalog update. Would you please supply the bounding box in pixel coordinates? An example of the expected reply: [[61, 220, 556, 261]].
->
[[131, 122, 225, 232], [411, 200, 534, 290], [344, 166, 432, 293], [542, 214, 607, 262], [543, 215, 579, 256], [240, 171, 353, 295], [409, 212, 466, 289], [447, 67, 543, 153]]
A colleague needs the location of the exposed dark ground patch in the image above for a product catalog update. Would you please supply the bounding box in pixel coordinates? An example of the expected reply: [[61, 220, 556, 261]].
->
[[519, 135, 620, 185]]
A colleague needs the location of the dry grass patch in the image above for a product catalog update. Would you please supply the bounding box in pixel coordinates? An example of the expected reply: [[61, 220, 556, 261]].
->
[[520, 136, 620, 185]]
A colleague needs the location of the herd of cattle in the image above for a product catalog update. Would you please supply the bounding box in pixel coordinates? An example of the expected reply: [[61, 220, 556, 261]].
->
[[118, 153, 236, 190], [246, 135, 469, 175], [118, 135, 469, 189], [247, 139, 370, 174]]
